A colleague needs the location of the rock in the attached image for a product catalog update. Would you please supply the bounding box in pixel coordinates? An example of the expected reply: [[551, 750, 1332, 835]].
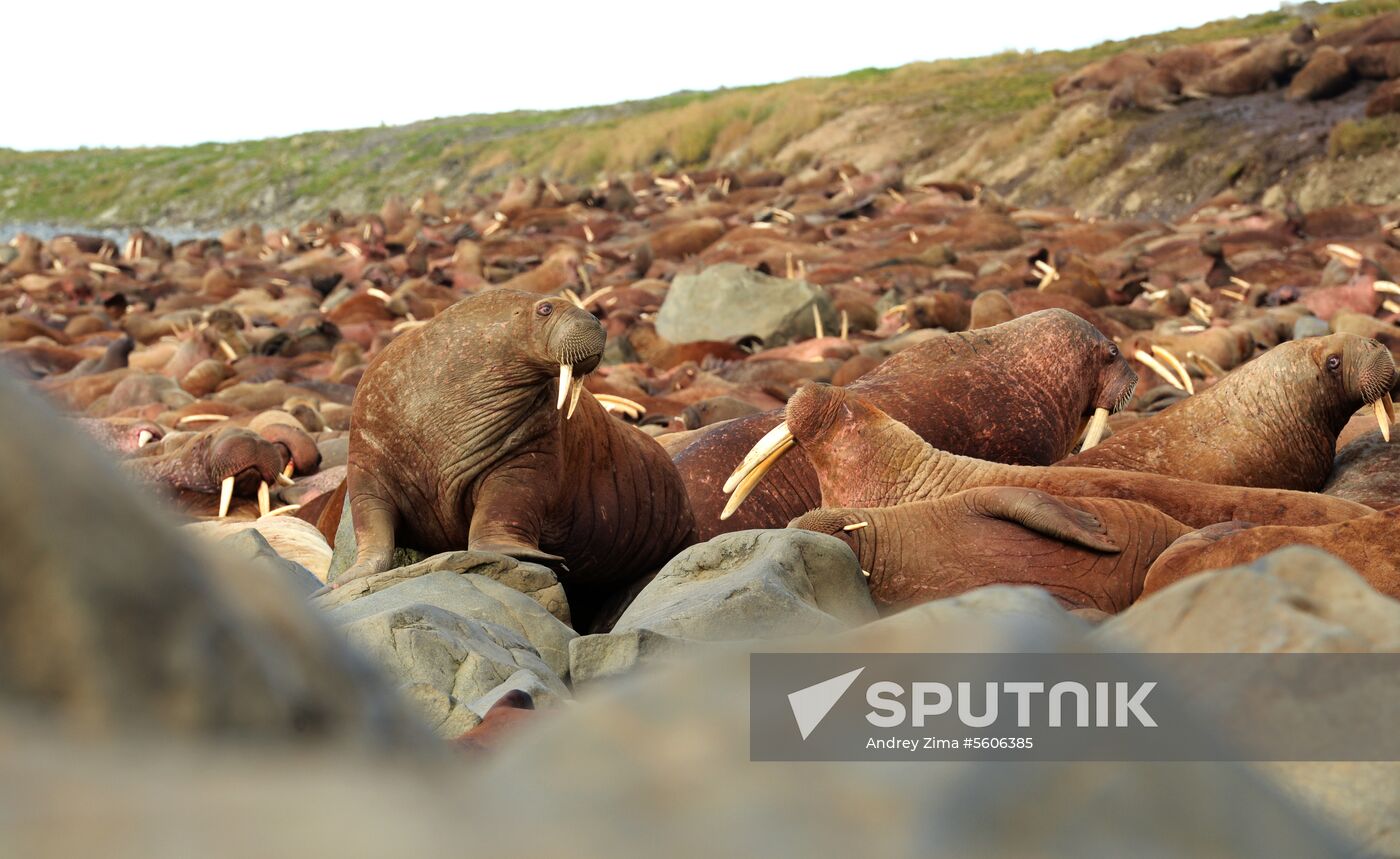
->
[[0, 373, 427, 745], [1292, 315, 1330, 340], [1365, 78, 1400, 117], [467, 596, 1353, 858], [613, 530, 877, 641], [467, 668, 565, 718], [319, 561, 576, 679], [837, 585, 1088, 651], [569, 629, 697, 685], [655, 263, 837, 346], [1286, 46, 1353, 101], [1090, 547, 1400, 653], [217, 528, 322, 597], [318, 549, 571, 625], [1089, 547, 1400, 856], [316, 435, 349, 468], [336, 602, 568, 737], [187, 515, 334, 581], [1324, 430, 1400, 509]]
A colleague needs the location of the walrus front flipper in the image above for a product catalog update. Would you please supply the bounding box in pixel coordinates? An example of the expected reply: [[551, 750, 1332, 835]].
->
[[467, 470, 564, 565], [966, 487, 1121, 554]]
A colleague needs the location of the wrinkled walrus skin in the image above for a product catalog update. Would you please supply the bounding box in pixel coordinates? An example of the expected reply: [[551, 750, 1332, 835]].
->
[[1060, 334, 1396, 491], [676, 309, 1138, 538], [343, 290, 695, 623], [790, 487, 1191, 613]]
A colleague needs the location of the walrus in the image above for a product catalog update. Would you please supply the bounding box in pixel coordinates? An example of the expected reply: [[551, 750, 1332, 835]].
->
[[1142, 508, 1400, 600], [789, 488, 1191, 613], [676, 309, 1138, 538], [723, 384, 1372, 530], [338, 289, 695, 624], [1060, 334, 1396, 491], [1324, 429, 1400, 509]]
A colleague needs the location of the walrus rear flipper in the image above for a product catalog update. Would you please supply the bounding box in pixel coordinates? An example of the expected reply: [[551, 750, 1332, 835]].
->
[[967, 487, 1121, 553]]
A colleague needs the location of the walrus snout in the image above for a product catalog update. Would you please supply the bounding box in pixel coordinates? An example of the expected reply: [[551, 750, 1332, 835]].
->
[[1352, 340, 1396, 404]]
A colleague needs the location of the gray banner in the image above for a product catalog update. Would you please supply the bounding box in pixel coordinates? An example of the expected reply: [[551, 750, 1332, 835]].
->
[[750, 653, 1400, 761]]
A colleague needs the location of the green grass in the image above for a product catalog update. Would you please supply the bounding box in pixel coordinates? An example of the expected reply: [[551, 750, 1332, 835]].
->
[[3, 0, 1398, 226]]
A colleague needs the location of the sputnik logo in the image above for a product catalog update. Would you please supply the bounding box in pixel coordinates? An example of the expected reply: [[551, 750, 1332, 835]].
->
[[788, 667, 865, 740]]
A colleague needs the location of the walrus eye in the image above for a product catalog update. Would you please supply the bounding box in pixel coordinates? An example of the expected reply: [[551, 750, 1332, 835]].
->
[[536, 303, 553, 317], [1326, 355, 1341, 373], [1107, 343, 1119, 360]]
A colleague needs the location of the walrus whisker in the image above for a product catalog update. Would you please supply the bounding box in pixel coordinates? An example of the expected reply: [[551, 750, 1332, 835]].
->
[[1376, 394, 1395, 443], [723, 421, 795, 494], [1079, 407, 1111, 451], [137, 430, 154, 447], [218, 475, 235, 518], [556, 364, 572, 411], [257, 481, 271, 517], [1133, 349, 1185, 391], [1151, 345, 1195, 395], [842, 521, 869, 531]]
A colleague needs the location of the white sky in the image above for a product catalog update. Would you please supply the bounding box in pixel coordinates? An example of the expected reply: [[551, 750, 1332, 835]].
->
[[7, 0, 1284, 151]]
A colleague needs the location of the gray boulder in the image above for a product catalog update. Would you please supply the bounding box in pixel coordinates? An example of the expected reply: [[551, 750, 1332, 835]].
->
[[1090, 546, 1400, 653], [569, 629, 697, 686], [1292, 315, 1330, 340], [339, 602, 568, 737], [219, 528, 323, 598], [0, 373, 427, 746], [318, 562, 576, 680], [613, 529, 877, 641], [655, 263, 836, 346]]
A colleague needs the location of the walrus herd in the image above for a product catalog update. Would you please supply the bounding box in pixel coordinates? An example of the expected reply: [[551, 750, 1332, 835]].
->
[[3, 161, 1398, 631]]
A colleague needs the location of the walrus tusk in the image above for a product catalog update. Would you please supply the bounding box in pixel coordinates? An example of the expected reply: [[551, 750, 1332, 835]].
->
[[1151, 345, 1194, 395], [283, 461, 295, 478], [567, 377, 584, 419], [563, 288, 585, 309], [1134, 349, 1185, 391], [275, 472, 295, 487], [1373, 281, 1400, 295], [842, 521, 869, 532], [137, 429, 154, 447], [266, 503, 302, 517], [720, 435, 793, 520], [883, 304, 908, 317], [594, 394, 645, 419], [556, 364, 573, 410], [217, 338, 238, 362], [218, 475, 235, 518], [1187, 351, 1227, 379], [1080, 407, 1111, 451], [721, 420, 797, 514], [1384, 299, 1400, 314], [812, 305, 824, 339], [1326, 244, 1363, 267], [1219, 289, 1247, 302], [178, 414, 230, 425], [1377, 394, 1395, 442], [840, 310, 849, 341], [257, 481, 271, 517]]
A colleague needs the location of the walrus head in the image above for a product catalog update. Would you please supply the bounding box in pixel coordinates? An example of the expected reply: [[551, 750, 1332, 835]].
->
[[1317, 334, 1396, 441], [1080, 337, 1138, 451], [517, 294, 605, 418], [720, 383, 900, 520]]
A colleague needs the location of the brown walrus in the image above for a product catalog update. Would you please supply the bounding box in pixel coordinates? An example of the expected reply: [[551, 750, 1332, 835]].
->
[[1060, 334, 1397, 491], [789, 488, 1191, 613], [1142, 508, 1400, 600], [724, 384, 1371, 530], [338, 289, 695, 624], [676, 309, 1139, 538]]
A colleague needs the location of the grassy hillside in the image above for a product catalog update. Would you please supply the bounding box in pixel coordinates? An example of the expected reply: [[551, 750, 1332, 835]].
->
[[4, 0, 1400, 228]]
